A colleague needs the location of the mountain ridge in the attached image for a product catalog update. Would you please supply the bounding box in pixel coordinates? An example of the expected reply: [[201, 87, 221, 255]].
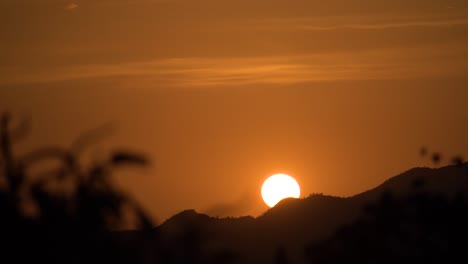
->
[[154, 163, 468, 263], [116, 163, 468, 263], [162, 164, 468, 225]]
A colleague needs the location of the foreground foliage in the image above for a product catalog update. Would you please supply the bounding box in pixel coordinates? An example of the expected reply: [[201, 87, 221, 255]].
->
[[0, 113, 154, 263]]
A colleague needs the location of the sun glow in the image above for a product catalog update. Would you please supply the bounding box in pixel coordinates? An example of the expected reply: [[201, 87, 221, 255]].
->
[[261, 174, 300, 207]]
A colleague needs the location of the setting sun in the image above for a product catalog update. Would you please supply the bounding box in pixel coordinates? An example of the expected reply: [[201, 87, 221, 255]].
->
[[261, 174, 301, 207]]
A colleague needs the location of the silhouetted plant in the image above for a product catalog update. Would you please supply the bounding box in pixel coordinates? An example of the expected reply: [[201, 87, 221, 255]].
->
[[421, 146, 466, 173], [431, 152, 442, 164], [0, 112, 156, 263], [420, 147, 428, 157]]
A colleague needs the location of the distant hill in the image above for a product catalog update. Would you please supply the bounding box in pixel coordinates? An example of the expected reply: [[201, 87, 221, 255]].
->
[[118, 163, 468, 263], [352, 165, 468, 202]]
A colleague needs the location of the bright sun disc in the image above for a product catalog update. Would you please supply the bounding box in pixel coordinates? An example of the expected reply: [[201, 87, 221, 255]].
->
[[261, 174, 300, 207]]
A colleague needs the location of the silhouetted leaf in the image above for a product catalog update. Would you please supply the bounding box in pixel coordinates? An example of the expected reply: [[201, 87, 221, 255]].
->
[[432, 152, 441, 164], [110, 152, 148, 166], [420, 147, 428, 157], [10, 115, 31, 143], [135, 207, 154, 231], [71, 123, 115, 156]]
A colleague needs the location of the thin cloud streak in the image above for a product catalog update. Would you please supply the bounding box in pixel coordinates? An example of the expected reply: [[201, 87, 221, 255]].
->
[[2, 45, 467, 87], [252, 17, 468, 31], [298, 18, 468, 31]]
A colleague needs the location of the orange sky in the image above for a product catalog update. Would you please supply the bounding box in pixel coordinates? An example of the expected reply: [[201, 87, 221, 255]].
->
[[1, 0, 468, 221]]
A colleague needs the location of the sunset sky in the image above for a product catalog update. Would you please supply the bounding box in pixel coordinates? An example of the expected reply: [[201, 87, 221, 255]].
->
[[1, 0, 468, 221]]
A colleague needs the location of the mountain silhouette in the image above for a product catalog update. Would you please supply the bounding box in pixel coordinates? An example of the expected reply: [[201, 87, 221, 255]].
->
[[117, 163, 468, 263]]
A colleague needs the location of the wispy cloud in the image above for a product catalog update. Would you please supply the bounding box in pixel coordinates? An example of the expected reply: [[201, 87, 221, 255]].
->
[[65, 3, 78, 11], [251, 16, 468, 32], [3, 45, 467, 87], [297, 18, 468, 31], [203, 192, 257, 217]]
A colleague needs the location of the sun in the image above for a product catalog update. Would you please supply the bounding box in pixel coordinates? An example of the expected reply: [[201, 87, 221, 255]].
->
[[261, 174, 300, 207]]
